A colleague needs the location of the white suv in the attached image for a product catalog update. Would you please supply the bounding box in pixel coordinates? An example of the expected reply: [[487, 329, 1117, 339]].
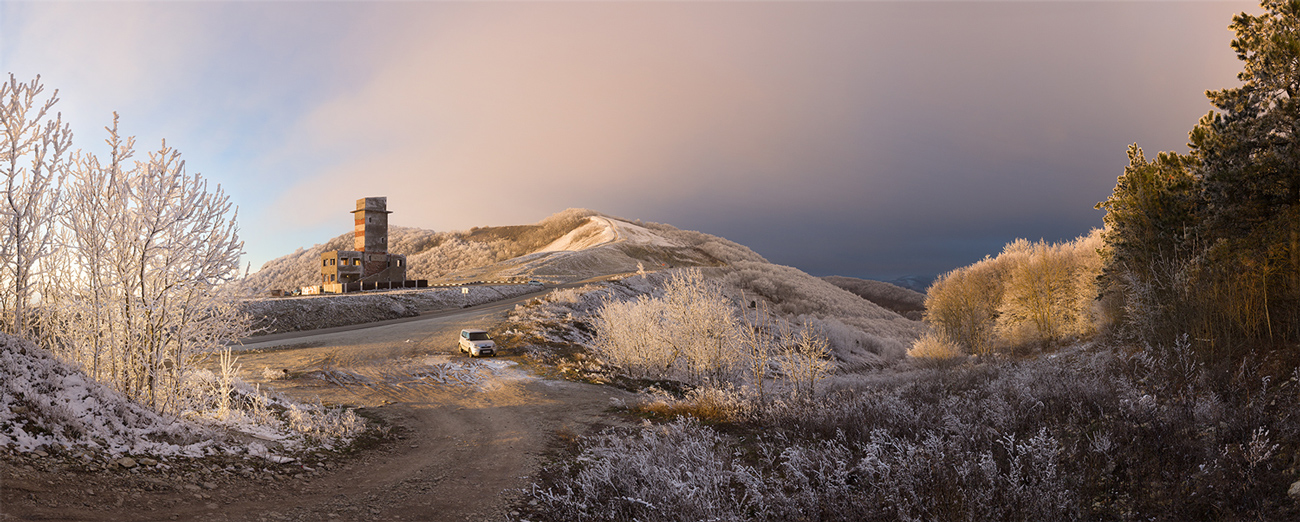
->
[[458, 329, 496, 357]]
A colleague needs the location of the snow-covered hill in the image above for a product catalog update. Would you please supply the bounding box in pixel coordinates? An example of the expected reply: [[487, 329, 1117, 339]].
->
[[245, 209, 924, 363], [243, 209, 764, 291]]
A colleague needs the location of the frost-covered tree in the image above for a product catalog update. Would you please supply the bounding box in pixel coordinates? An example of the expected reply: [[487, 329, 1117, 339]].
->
[[1094, 1, 1300, 343], [49, 115, 248, 412], [0, 74, 72, 336], [779, 322, 831, 401], [921, 231, 1103, 354], [924, 256, 1007, 355]]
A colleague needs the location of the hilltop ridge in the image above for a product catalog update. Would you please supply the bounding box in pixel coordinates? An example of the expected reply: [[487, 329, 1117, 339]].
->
[[242, 209, 924, 363], [242, 209, 765, 291]]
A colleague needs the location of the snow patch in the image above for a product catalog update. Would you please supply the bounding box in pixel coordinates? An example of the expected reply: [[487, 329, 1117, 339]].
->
[[538, 217, 619, 252], [0, 333, 364, 461]]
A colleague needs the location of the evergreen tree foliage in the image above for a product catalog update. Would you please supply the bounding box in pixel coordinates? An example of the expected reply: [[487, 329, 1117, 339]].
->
[[1190, 0, 1300, 340], [1099, 0, 1300, 343]]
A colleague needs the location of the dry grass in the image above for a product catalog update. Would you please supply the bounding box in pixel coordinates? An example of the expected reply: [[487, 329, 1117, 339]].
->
[[906, 331, 965, 366], [633, 386, 746, 423]]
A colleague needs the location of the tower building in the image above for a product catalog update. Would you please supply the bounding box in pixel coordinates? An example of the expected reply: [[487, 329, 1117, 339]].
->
[[317, 196, 411, 293]]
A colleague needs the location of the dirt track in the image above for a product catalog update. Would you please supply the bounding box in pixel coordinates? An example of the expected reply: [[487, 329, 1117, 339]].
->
[[1, 296, 633, 521]]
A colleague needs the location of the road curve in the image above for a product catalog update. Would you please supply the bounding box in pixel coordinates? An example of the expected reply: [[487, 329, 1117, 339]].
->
[[213, 287, 634, 521]]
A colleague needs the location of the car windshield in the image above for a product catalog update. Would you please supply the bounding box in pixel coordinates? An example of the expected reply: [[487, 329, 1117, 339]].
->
[[468, 332, 490, 341]]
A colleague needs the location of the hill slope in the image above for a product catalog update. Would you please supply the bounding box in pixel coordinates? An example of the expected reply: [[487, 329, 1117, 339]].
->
[[245, 209, 923, 362], [823, 275, 926, 321], [244, 209, 764, 291]]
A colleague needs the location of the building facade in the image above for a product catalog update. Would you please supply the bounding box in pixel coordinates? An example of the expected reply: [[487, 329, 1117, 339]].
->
[[319, 197, 408, 288]]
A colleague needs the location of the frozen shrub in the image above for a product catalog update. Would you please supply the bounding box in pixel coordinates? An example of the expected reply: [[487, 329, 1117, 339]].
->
[[531, 335, 1300, 521], [925, 230, 1104, 354], [906, 331, 964, 365], [633, 385, 747, 423], [531, 418, 766, 522], [592, 269, 742, 384]]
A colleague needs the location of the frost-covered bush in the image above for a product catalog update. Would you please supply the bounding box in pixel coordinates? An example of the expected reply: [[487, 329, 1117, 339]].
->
[[590, 269, 837, 404], [531, 419, 766, 522], [178, 351, 365, 449], [594, 270, 743, 384], [906, 331, 964, 365], [530, 338, 1300, 521], [633, 385, 749, 422], [922, 230, 1104, 356], [531, 418, 1074, 522]]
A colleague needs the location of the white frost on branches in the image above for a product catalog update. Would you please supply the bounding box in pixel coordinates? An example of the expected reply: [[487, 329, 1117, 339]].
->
[[46, 114, 249, 413], [0, 74, 72, 336], [1, 74, 249, 414]]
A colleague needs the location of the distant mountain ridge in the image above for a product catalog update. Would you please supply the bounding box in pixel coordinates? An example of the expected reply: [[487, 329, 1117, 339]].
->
[[822, 276, 926, 321], [884, 275, 934, 294]]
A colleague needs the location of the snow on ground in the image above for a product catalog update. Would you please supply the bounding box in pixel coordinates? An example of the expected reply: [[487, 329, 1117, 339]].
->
[[608, 218, 679, 248], [538, 216, 620, 252], [537, 216, 683, 253], [0, 333, 363, 463], [0, 334, 217, 457], [305, 355, 535, 394]]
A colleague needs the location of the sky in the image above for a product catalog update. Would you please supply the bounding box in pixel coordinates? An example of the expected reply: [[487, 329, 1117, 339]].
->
[[0, 1, 1254, 281]]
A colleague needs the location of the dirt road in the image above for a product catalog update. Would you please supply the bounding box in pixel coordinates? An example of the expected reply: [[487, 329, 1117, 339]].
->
[[1, 296, 633, 521]]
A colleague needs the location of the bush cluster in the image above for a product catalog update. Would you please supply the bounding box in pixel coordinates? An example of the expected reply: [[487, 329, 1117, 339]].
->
[[923, 230, 1103, 355], [527, 339, 1300, 521]]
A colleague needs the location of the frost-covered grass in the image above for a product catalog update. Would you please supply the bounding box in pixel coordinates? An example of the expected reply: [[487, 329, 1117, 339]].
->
[[0, 334, 366, 463], [523, 338, 1300, 521], [181, 364, 365, 451]]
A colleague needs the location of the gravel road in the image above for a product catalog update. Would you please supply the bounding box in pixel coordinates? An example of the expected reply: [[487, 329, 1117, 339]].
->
[[2, 292, 634, 521]]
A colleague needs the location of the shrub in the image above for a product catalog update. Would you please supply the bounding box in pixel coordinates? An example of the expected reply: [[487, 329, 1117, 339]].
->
[[906, 331, 964, 365], [925, 230, 1104, 354]]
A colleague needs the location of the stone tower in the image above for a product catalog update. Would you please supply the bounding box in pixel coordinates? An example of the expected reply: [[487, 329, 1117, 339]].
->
[[314, 196, 412, 294], [352, 197, 391, 254]]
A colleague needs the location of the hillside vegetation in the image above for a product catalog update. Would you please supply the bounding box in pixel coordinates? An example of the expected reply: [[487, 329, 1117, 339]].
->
[[244, 208, 767, 291], [248, 208, 922, 367], [823, 275, 926, 320], [518, 4, 1300, 520]]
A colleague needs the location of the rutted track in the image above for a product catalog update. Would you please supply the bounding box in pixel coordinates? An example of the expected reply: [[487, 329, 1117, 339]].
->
[[1, 290, 634, 522], [213, 294, 635, 521]]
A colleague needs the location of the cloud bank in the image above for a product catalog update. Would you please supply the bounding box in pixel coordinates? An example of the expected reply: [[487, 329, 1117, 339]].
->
[[1, 1, 1250, 279]]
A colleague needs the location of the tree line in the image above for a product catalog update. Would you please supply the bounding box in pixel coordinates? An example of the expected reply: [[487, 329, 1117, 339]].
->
[[923, 1, 1300, 357], [1, 74, 246, 413]]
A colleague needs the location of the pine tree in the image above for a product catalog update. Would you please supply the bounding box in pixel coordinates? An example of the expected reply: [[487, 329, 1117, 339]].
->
[[1188, 0, 1300, 340]]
